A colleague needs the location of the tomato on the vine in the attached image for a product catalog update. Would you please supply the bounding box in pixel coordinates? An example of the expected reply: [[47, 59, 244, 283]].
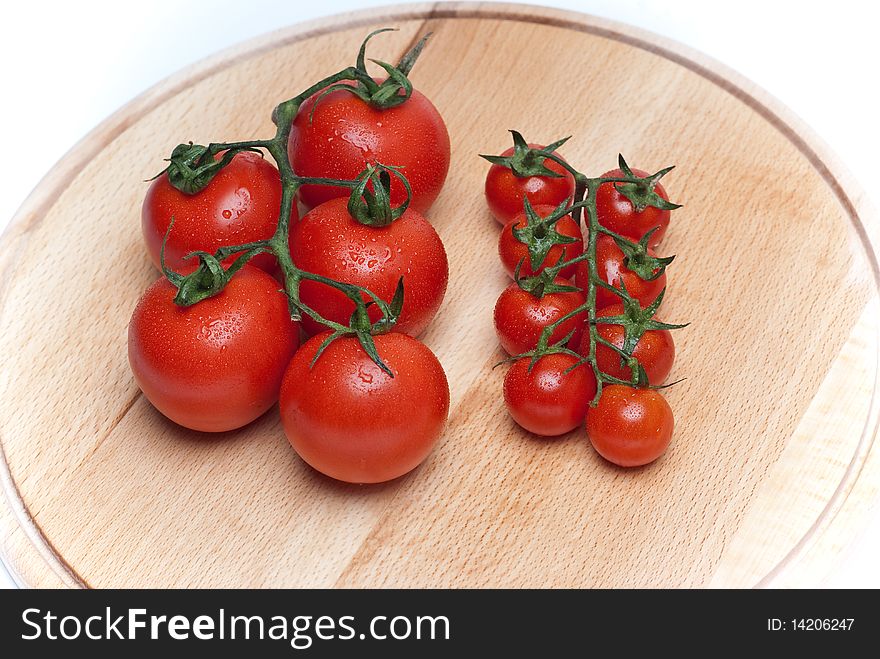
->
[[485, 144, 575, 225], [586, 385, 673, 467], [494, 278, 585, 355], [596, 167, 672, 248], [289, 83, 450, 214], [498, 205, 583, 280], [578, 304, 675, 385], [142, 151, 294, 273], [577, 234, 666, 310], [290, 197, 448, 337], [504, 353, 596, 436], [128, 265, 300, 433], [280, 332, 450, 484]]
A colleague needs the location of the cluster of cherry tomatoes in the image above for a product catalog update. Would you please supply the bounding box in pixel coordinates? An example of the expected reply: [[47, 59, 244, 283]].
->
[[128, 31, 454, 484], [486, 132, 684, 467]]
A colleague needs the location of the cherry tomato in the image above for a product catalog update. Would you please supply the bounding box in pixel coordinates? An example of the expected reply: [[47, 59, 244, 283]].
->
[[289, 83, 450, 214], [596, 167, 671, 248], [498, 205, 584, 280], [576, 234, 666, 310], [128, 266, 300, 432], [493, 278, 585, 355], [485, 144, 575, 224], [279, 332, 450, 484], [586, 385, 673, 467], [503, 353, 597, 436], [578, 304, 675, 385], [290, 197, 448, 337], [142, 151, 295, 273]]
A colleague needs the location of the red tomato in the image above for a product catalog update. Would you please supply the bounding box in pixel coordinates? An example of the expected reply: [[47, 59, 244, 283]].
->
[[498, 206, 584, 280], [576, 234, 666, 310], [586, 385, 673, 467], [128, 266, 300, 432], [578, 304, 675, 385], [485, 144, 575, 224], [290, 197, 448, 337], [596, 167, 671, 248], [289, 83, 450, 214], [493, 278, 585, 355], [142, 151, 294, 273], [503, 353, 597, 436], [279, 332, 450, 484]]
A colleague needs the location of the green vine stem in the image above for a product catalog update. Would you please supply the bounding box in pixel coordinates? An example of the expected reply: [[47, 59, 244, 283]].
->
[[156, 29, 431, 375], [499, 138, 686, 405]]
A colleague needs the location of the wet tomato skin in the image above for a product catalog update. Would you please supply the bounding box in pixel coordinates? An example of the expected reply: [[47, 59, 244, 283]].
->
[[128, 266, 300, 432], [289, 84, 450, 214], [503, 353, 597, 436], [586, 385, 674, 467], [142, 151, 295, 273], [596, 167, 671, 248], [578, 304, 675, 385], [577, 234, 666, 310], [290, 197, 448, 337], [493, 277, 585, 355], [485, 144, 575, 224], [279, 332, 450, 484], [498, 206, 584, 280]]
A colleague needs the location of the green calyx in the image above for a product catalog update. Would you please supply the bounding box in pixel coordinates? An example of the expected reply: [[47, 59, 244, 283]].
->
[[347, 163, 412, 227], [512, 198, 580, 272], [493, 330, 582, 373], [160, 219, 265, 307], [306, 277, 405, 377], [309, 28, 430, 118], [156, 142, 259, 195], [607, 227, 674, 281], [593, 285, 688, 385], [514, 249, 586, 298], [526, 330, 581, 373], [614, 154, 682, 213], [480, 129, 569, 178]]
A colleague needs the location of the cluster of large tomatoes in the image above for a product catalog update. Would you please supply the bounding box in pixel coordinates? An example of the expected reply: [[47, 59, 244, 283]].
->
[[128, 31, 453, 484], [486, 132, 684, 467]]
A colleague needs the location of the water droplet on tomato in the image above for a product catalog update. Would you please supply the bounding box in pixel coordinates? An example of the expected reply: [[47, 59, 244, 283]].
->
[[357, 366, 373, 384]]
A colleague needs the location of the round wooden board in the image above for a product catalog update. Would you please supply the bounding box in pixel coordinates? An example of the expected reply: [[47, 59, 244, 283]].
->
[[2, 2, 879, 589]]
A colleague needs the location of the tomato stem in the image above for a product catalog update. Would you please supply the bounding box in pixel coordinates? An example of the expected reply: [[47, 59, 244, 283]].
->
[[155, 29, 431, 374], [511, 147, 686, 405]]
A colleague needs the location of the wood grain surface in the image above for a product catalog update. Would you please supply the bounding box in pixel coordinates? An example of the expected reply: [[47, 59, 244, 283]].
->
[[1, 2, 879, 588]]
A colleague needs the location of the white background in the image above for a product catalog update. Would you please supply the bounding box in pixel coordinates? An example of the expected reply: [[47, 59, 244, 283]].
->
[[1, 0, 879, 589]]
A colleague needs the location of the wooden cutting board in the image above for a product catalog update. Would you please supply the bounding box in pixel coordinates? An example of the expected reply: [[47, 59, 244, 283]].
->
[[2, 3, 879, 589]]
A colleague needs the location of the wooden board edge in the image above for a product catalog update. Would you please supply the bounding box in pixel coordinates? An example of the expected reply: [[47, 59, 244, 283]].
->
[[706, 298, 880, 587], [0, 455, 82, 588], [1, 1, 878, 589]]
